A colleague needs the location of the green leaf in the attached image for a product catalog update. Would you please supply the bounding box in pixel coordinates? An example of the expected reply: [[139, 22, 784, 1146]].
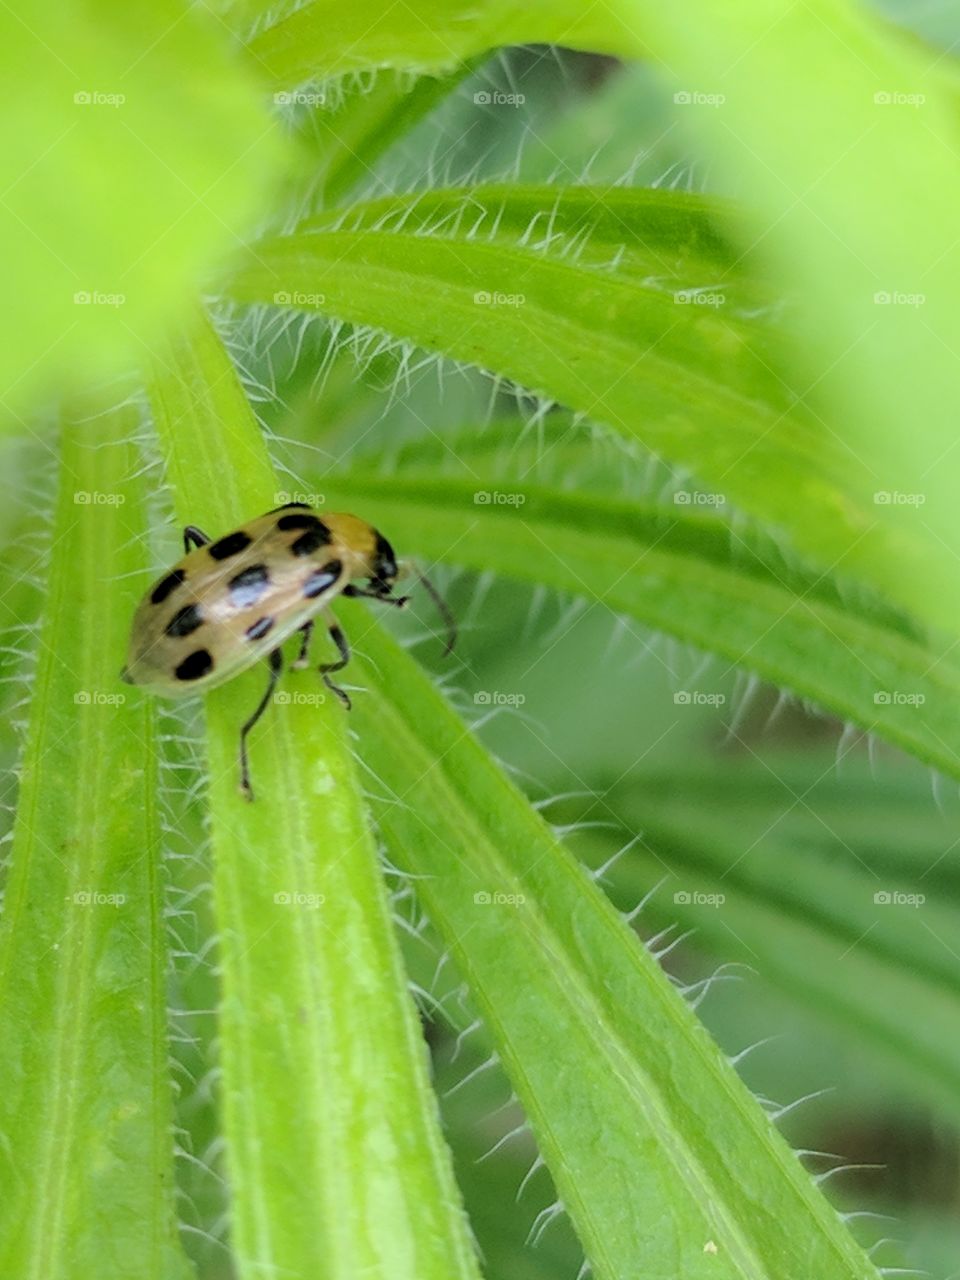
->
[[0, 0, 286, 422], [311, 469, 960, 784], [0, 403, 189, 1280], [338, 609, 881, 1280], [145, 307, 481, 1280], [589, 758, 960, 884], [432, 1036, 585, 1280], [618, 0, 960, 625], [308, 67, 477, 208], [569, 768, 960, 1118], [244, 1, 643, 89], [224, 184, 943, 624]]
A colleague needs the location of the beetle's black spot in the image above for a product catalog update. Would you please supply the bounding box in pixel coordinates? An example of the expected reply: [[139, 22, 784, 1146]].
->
[[151, 568, 186, 604], [175, 649, 213, 681], [209, 530, 252, 561], [245, 616, 275, 641], [228, 564, 269, 608], [290, 523, 332, 556], [303, 560, 343, 598], [165, 603, 204, 638], [277, 512, 324, 533], [268, 501, 312, 513]]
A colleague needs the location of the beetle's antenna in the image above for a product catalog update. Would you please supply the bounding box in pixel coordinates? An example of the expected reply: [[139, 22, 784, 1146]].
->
[[394, 559, 457, 655], [417, 572, 457, 656]]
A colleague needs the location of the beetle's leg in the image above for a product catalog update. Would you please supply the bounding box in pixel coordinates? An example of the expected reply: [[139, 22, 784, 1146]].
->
[[319, 615, 352, 710], [238, 648, 283, 802], [343, 584, 410, 607], [344, 575, 456, 656], [292, 618, 314, 670], [183, 525, 210, 552]]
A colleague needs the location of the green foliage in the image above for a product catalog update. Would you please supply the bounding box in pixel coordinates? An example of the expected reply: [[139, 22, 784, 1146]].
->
[[242, 1, 641, 85], [0, 406, 188, 1279], [0, 0, 285, 418], [0, 4, 957, 1280], [345, 618, 879, 1280], [621, 0, 960, 628], [315, 468, 960, 780], [571, 761, 960, 1116], [227, 187, 888, 586], [148, 311, 480, 1280]]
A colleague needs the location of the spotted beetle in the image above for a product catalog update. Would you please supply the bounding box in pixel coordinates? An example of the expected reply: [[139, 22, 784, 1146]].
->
[[122, 503, 454, 799]]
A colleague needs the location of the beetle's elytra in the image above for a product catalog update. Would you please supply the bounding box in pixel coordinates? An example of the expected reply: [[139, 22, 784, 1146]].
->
[[122, 502, 454, 799]]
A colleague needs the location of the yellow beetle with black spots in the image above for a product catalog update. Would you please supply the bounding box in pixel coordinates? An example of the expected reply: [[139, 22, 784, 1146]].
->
[[123, 502, 454, 799]]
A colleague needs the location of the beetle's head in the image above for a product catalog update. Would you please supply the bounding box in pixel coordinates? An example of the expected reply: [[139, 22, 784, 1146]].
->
[[369, 530, 399, 593]]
